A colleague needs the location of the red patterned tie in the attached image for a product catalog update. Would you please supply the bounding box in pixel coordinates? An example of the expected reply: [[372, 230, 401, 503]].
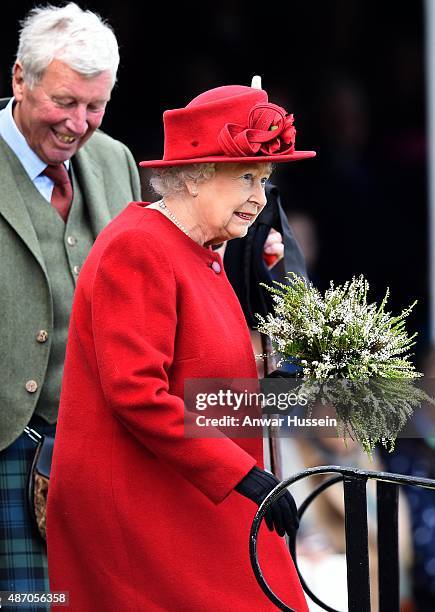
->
[[43, 164, 73, 222]]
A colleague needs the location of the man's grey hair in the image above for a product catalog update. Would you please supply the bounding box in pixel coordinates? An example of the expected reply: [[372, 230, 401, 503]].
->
[[150, 164, 216, 198], [15, 2, 119, 88]]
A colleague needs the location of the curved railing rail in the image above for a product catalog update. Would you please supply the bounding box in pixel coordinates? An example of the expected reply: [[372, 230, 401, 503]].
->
[[250, 465, 435, 612]]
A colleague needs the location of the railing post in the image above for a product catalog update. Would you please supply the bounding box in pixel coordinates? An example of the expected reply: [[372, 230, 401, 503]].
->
[[377, 481, 400, 611], [343, 474, 371, 612]]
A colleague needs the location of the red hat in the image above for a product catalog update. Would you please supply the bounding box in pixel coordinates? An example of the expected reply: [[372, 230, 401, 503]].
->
[[139, 84, 316, 167]]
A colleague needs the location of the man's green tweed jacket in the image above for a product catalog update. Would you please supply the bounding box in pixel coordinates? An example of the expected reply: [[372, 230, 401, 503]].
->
[[0, 100, 141, 450]]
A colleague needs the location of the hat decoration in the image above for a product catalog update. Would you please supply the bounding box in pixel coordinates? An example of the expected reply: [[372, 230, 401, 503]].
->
[[218, 102, 296, 157]]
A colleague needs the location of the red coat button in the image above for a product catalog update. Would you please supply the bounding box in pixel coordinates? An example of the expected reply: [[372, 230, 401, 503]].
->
[[211, 261, 221, 274]]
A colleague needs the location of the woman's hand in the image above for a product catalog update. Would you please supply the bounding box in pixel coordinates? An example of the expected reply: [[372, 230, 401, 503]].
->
[[262, 228, 284, 269], [235, 466, 299, 538]]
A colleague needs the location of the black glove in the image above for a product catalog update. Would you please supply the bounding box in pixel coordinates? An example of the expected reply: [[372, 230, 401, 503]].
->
[[235, 466, 299, 538], [265, 367, 302, 378]]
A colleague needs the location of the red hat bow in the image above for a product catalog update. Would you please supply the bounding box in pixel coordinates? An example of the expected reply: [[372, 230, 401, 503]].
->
[[218, 102, 296, 157]]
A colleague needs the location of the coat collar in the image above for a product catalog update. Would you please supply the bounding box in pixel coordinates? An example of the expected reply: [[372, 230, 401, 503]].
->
[[73, 142, 112, 236], [0, 136, 46, 272]]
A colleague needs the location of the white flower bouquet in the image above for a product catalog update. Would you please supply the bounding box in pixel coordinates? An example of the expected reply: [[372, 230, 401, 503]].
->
[[256, 274, 432, 452]]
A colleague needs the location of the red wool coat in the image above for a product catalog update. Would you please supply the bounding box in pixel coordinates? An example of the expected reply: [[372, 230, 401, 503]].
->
[[47, 204, 308, 611]]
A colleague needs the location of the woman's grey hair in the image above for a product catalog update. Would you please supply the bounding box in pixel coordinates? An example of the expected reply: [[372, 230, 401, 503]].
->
[[15, 3, 119, 89], [150, 164, 216, 198]]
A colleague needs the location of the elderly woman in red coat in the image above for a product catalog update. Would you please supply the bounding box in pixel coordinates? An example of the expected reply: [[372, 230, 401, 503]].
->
[[47, 81, 315, 611]]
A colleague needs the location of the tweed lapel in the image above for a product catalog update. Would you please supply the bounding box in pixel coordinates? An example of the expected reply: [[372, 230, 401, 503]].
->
[[73, 144, 112, 238], [0, 136, 46, 272]]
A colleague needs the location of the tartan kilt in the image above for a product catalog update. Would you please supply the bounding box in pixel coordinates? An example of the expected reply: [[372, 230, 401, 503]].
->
[[0, 416, 56, 610]]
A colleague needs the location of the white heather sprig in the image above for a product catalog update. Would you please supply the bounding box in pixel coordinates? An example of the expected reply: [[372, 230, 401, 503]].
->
[[255, 274, 434, 453], [256, 273, 421, 381]]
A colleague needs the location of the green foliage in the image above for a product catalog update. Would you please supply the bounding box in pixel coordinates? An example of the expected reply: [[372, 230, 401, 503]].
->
[[256, 274, 431, 452], [256, 274, 420, 380]]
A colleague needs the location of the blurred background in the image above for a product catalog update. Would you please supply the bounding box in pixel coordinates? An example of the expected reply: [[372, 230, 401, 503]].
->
[[0, 2, 431, 609]]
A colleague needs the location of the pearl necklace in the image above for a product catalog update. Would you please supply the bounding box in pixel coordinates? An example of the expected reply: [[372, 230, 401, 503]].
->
[[158, 199, 190, 237]]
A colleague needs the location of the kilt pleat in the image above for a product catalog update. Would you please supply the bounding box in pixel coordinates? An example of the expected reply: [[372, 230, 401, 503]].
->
[[0, 417, 56, 610]]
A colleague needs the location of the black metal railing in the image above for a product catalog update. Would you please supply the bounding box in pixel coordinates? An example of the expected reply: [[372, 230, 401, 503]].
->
[[249, 465, 435, 612]]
